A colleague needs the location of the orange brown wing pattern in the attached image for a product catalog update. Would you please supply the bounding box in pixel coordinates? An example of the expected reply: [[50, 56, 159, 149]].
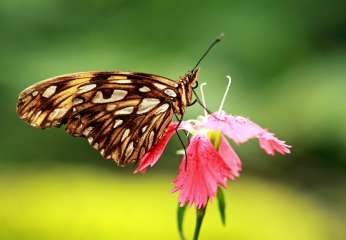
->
[[16, 72, 95, 128], [16, 71, 179, 165]]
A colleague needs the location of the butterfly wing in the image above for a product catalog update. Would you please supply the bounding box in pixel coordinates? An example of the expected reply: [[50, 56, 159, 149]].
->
[[16, 72, 98, 128], [17, 71, 179, 165]]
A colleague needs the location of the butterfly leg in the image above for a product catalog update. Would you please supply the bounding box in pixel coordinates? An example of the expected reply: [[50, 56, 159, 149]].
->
[[174, 114, 189, 171], [192, 89, 213, 114], [187, 98, 197, 107]]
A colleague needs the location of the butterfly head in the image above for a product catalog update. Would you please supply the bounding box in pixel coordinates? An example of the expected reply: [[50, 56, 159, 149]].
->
[[188, 67, 200, 87]]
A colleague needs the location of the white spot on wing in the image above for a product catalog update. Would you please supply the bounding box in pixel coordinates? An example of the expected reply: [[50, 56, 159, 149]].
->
[[153, 83, 167, 90], [125, 141, 134, 158], [142, 125, 148, 133], [42, 85, 57, 98], [155, 103, 170, 114], [115, 79, 132, 84], [32, 91, 38, 97], [83, 126, 93, 136], [92, 90, 127, 104], [148, 131, 155, 148], [72, 97, 83, 105], [139, 86, 151, 93], [77, 84, 96, 94], [113, 119, 123, 128], [48, 108, 68, 120], [114, 106, 134, 115], [121, 129, 130, 142], [137, 98, 160, 114], [164, 89, 177, 97]]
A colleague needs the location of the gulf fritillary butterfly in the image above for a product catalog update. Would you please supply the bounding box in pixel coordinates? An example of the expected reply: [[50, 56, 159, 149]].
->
[[16, 35, 222, 166]]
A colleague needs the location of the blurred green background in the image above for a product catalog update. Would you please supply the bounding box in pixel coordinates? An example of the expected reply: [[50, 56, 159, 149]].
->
[[1, 0, 345, 239]]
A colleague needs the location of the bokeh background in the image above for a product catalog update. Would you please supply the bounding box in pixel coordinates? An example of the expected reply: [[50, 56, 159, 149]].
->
[[1, 0, 345, 239]]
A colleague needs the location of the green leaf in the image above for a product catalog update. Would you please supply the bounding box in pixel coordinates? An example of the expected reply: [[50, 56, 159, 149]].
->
[[193, 206, 207, 240], [177, 204, 187, 240], [217, 188, 226, 225]]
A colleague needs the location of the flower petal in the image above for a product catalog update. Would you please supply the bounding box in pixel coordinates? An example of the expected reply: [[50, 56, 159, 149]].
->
[[172, 135, 235, 208], [134, 122, 177, 173], [178, 119, 201, 133], [204, 112, 263, 144], [203, 112, 291, 155], [258, 131, 291, 155], [219, 136, 242, 177]]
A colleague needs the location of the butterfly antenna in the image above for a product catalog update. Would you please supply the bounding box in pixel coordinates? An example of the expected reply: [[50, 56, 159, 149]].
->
[[192, 33, 224, 71]]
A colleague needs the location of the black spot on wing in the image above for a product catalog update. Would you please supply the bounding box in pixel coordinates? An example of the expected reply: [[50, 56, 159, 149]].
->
[[100, 88, 114, 98], [91, 73, 112, 81]]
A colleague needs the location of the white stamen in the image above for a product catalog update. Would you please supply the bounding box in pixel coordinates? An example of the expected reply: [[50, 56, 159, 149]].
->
[[218, 75, 232, 114], [200, 82, 208, 117]]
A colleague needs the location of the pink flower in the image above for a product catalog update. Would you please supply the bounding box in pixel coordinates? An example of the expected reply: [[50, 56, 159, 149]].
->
[[172, 134, 237, 208], [135, 111, 290, 208], [135, 76, 291, 208]]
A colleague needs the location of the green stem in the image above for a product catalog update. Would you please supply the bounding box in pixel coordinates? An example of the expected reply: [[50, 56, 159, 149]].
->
[[177, 204, 187, 240], [217, 188, 226, 225], [193, 206, 207, 240]]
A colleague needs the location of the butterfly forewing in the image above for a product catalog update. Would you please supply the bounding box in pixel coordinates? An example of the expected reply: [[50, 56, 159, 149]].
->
[[16, 72, 101, 128], [17, 71, 180, 165]]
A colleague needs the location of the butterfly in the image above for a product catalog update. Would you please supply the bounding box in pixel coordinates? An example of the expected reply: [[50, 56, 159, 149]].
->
[[16, 35, 222, 166]]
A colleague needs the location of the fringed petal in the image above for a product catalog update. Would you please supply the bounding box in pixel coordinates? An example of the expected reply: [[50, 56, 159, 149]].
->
[[204, 112, 263, 144], [172, 135, 235, 208], [203, 112, 291, 155], [258, 131, 291, 155], [219, 136, 242, 177]]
